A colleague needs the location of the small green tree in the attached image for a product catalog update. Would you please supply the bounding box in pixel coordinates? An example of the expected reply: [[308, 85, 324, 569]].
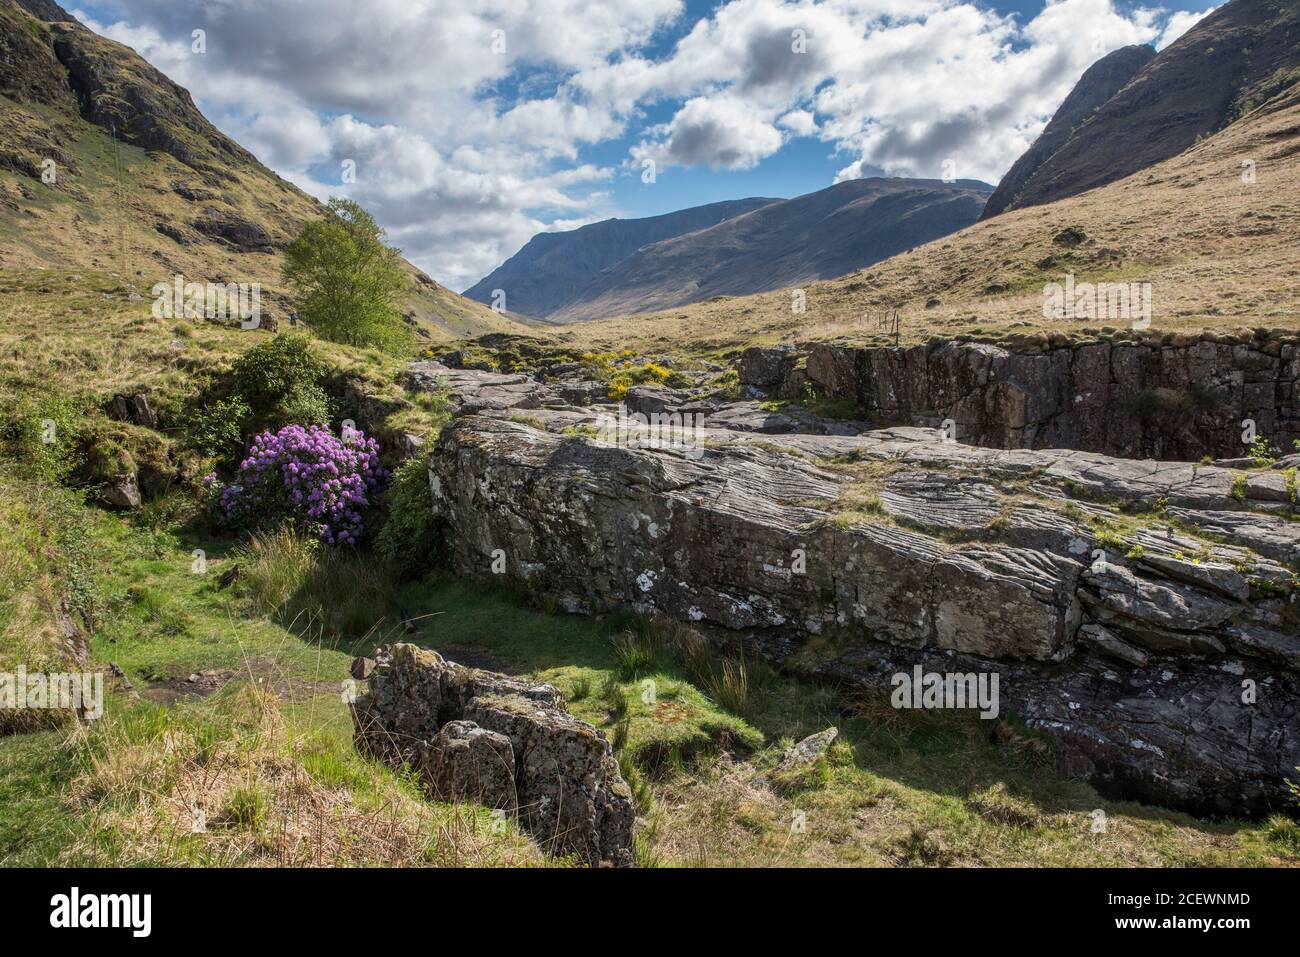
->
[[282, 198, 411, 350]]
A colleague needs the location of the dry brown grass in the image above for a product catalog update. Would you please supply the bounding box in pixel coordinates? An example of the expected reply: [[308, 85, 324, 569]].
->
[[64, 681, 547, 867], [553, 84, 1300, 356]]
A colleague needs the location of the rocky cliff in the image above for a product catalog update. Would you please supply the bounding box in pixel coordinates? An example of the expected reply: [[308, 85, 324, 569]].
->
[[739, 331, 1300, 461], [408, 362, 1299, 817]]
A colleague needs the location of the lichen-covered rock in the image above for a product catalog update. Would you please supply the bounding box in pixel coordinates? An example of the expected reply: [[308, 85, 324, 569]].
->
[[352, 644, 634, 866], [425, 399, 1300, 817], [421, 720, 516, 810], [776, 727, 838, 772]]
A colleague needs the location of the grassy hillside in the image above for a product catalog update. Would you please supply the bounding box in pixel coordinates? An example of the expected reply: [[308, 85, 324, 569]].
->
[[0, 0, 524, 344], [555, 77, 1300, 356]]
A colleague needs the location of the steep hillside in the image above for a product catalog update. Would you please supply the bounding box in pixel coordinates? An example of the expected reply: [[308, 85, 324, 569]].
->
[[0, 0, 521, 342], [481, 178, 990, 323], [556, 75, 1300, 354], [464, 197, 776, 318], [981, 44, 1156, 220], [988, 0, 1300, 216]]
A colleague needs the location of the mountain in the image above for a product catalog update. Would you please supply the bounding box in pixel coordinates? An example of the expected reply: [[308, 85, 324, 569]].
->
[[471, 178, 992, 323], [981, 44, 1156, 220], [463, 198, 776, 319], [0, 0, 521, 341], [559, 69, 1300, 354], [985, 0, 1300, 217]]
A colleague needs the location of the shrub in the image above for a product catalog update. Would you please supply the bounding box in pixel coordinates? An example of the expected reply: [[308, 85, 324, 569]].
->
[[229, 334, 332, 433], [1248, 435, 1277, 468], [210, 424, 389, 545], [181, 396, 251, 460], [0, 393, 84, 483], [374, 456, 443, 578]]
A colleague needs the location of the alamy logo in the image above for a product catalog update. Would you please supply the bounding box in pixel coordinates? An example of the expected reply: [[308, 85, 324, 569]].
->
[[1042, 273, 1151, 328], [50, 887, 151, 937], [152, 274, 261, 328], [0, 666, 102, 720], [597, 403, 706, 460], [891, 665, 999, 719]]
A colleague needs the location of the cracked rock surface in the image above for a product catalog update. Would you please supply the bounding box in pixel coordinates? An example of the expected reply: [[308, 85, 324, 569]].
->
[[410, 363, 1300, 816], [352, 643, 635, 866]]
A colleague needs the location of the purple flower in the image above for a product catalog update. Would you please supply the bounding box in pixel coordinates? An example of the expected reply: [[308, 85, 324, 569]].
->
[[209, 424, 387, 544]]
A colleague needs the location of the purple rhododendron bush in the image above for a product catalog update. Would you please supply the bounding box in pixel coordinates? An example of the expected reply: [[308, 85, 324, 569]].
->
[[207, 424, 390, 545]]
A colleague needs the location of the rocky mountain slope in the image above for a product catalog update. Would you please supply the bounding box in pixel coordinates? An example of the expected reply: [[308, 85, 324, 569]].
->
[[464, 198, 776, 319], [985, 0, 1300, 217], [0, 0, 520, 341], [981, 44, 1156, 220], [470, 178, 992, 323]]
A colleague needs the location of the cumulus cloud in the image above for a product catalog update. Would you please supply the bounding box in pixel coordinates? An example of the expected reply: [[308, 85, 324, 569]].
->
[[635, 96, 784, 170], [71, 0, 1216, 288]]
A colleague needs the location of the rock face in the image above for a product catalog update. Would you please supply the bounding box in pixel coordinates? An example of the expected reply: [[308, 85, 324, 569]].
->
[[741, 335, 1300, 459], [192, 211, 274, 252], [352, 644, 635, 866], [416, 362, 1300, 816]]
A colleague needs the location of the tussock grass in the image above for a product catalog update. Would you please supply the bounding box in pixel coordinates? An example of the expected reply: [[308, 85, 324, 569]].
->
[[233, 529, 396, 645], [62, 679, 545, 867]]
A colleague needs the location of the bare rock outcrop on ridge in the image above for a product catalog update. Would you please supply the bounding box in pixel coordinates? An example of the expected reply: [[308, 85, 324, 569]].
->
[[739, 333, 1300, 460]]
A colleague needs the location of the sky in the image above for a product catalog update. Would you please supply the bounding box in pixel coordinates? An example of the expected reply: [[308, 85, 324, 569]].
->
[[70, 0, 1219, 292]]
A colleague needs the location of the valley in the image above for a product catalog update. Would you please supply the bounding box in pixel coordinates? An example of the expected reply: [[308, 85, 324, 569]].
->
[[1, 0, 1298, 877]]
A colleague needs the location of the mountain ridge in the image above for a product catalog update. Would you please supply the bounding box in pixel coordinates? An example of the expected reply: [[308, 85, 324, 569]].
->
[[471, 177, 993, 323], [981, 43, 1156, 220], [986, 0, 1300, 217], [463, 197, 776, 319]]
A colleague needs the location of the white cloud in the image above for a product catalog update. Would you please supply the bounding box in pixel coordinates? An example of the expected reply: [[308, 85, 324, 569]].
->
[[1157, 6, 1217, 49], [635, 95, 784, 170], [778, 108, 817, 136]]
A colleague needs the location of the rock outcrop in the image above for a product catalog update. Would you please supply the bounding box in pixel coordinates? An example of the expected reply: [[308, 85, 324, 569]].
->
[[412, 364, 1299, 817], [351, 644, 635, 866], [741, 334, 1300, 459]]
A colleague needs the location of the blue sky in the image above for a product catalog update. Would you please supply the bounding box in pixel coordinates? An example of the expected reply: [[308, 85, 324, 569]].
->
[[73, 0, 1219, 289]]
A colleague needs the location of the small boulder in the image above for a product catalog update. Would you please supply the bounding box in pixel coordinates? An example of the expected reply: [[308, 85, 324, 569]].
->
[[420, 720, 517, 809], [776, 727, 839, 773]]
